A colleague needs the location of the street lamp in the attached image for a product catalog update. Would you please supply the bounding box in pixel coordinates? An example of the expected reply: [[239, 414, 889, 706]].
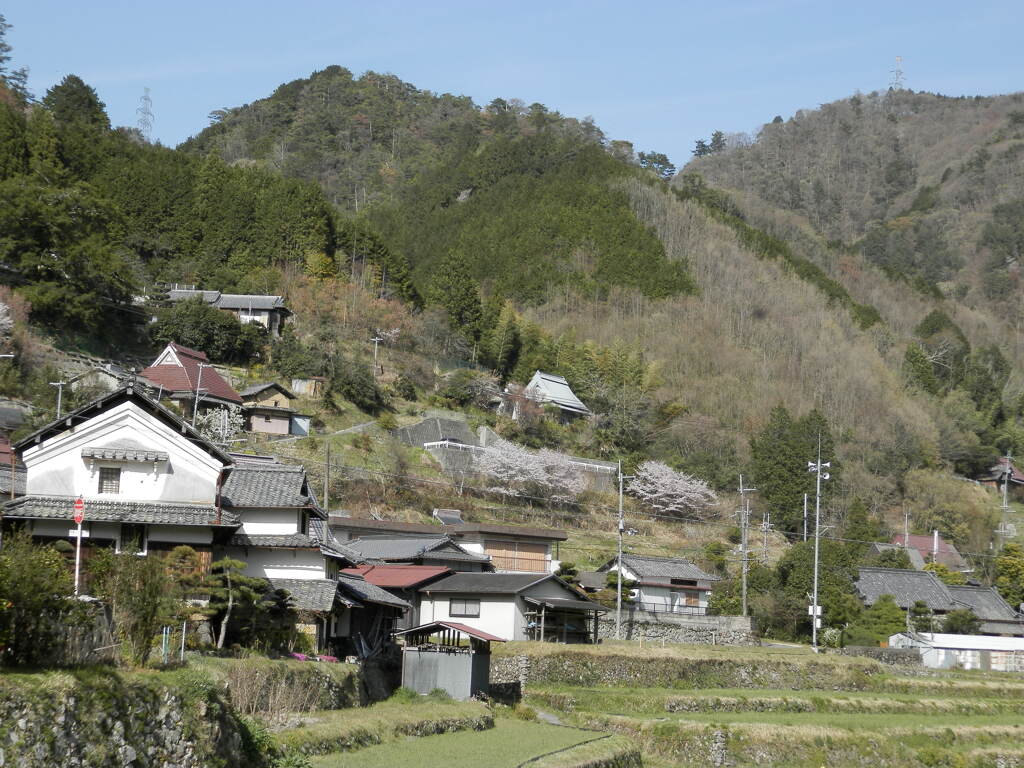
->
[[807, 437, 830, 653]]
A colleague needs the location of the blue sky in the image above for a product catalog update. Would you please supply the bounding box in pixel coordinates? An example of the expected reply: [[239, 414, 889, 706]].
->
[[3, 1, 1021, 165]]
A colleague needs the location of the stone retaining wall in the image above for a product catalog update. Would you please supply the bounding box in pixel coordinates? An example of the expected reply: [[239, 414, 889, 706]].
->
[[599, 611, 757, 646]]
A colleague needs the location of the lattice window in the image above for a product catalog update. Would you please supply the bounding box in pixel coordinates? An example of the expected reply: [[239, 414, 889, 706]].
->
[[98, 467, 121, 494]]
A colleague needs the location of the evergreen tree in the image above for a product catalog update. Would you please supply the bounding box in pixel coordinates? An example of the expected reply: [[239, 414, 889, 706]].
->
[[904, 342, 941, 394], [428, 252, 483, 341], [942, 608, 980, 634], [844, 594, 905, 646], [994, 542, 1024, 609], [0, 14, 30, 103], [751, 406, 805, 532], [709, 130, 727, 153], [909, 600, 935, 632], [692, 139, 710, 157]]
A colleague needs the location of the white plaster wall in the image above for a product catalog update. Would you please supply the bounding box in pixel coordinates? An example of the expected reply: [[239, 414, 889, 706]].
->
[[146, 526, 213, 545], [22, 401, 223, 504], [238, 509, 301, 535], [230, 547, 326, 580], [418, 595, 518, 641], [458, 540, 485, 555]]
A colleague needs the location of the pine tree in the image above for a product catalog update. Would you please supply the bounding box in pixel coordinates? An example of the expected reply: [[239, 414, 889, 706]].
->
[[709, 130, 727, 153], [428, 252, 483, 341]]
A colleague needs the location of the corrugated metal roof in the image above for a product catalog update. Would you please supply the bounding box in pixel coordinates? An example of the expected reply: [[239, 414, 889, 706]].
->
[[341, 565, 452, 589], [855, 567, 956, 611], [4, 494, 238, 527], [394, 621, 506, 643]]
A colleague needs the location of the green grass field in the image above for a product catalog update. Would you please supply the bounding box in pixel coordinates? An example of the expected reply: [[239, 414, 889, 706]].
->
[[309, 719, 601, 768]]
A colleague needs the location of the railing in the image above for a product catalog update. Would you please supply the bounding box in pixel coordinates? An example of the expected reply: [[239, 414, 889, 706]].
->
[[625, 601, 707, 617]]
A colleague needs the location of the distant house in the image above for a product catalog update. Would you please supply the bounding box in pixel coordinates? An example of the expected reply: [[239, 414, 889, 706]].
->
[[139, 343, 242, 410], [889, 632, 1024, 671], [890, 532, 970, 572], [515, 371, 591, 421], [598, 554, 719, 616], [329, 517, 568, 574], [418, 572, 606, 643], [342, 534, 494, 572], [240, 382, 311, 437], [855, 567, 1022, 636], [981, 456, 1024, 500], [167, 287, 291, 337]]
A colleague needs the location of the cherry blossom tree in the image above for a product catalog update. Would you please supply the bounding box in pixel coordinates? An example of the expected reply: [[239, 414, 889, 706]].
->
[[474, 439, 586, 503], [627, 461, 717, 519]]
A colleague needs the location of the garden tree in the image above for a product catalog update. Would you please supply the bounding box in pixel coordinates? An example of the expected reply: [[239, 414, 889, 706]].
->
[[768, 539, 858, 639], [923, 561, 968, 585], [844, 594, 906, 646], [994, 542, 1024, 608], [208, 558, 268, 650], [910, 600, 936, 632], [627, 460, 717, 520], [0, 530, 78, 667], [943, 608, 981, 634], [150, 298, 266, 364], [428, 252, 482, 341], [869, 547, 913, 570], [88, 548, 175, 667]]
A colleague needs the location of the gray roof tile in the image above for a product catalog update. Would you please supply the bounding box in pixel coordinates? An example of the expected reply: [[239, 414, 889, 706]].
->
[[948, 585, 1021, 621], [855, 567, 956, 611], [336, 573, 410, 609], [346, 535, 490, 563], [221, 465, 311, 508], [609, 554, 718, 583], [266, 578, 341, 612], [4, 494, 238, 527], [419, 572, 553, 594]]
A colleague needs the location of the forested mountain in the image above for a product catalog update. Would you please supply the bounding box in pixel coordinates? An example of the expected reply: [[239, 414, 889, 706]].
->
[[4, 31, 1024, 565]]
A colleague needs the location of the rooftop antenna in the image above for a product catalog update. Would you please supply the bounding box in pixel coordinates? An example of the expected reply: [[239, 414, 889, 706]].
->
[[137, 87, 154, 142], [889, 56, 905, 90]]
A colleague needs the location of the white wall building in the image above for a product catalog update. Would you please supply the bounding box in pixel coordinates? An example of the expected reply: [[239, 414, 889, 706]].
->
[[600, 554, 719, 616], [889, 632, 1024, 672]]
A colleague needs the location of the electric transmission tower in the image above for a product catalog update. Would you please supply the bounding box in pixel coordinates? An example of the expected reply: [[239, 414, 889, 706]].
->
[[137, 87, 154, 142], [889, 56, 905, 91]]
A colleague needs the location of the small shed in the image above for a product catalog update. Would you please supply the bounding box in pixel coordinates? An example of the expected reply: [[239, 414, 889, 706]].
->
[[395, 621, 505, 700]]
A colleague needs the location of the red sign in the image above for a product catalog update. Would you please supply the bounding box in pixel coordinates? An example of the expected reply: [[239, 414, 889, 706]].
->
[[73, 496, 84, 525]]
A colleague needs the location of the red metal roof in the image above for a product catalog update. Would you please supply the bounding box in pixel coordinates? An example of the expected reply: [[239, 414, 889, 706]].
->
[[140, 343, 242, 404], [991, 457, 1024, 484], [341, 564, 452, 588], [891, 533, 959, 555], [394, 620, 506, 643]]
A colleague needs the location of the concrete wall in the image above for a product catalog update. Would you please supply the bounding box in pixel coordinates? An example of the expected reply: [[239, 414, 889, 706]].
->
[[22, 400, 224, 504], [598, 610, 757, 646]]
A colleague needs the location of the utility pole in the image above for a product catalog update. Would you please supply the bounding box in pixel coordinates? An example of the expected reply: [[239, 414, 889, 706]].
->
[[807, 435, 831, 653], [191, 364, 210, 427], [324, 442, 331, 512], [738, 475, 756, 618], [903, 504, 910, 547], [49, 380, 66, 420], [371, 335, 383, 376], [761, 510, 771, 564]]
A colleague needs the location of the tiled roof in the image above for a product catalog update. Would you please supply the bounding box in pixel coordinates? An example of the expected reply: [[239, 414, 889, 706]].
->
[[308, 517, 363, 562], [868, 542, 927, 570], [221, 464, 311, 508], [82, 442, 169, 462], [341, 565, 452, 589], [216, 294, 287, 311], [855, 567, 956, 611], [168, 289, 221, 304], [890, 534, 968, 571], [948, 585, 1021, 621], [239, 382, 296, 400], [336, 573, 411, 609], [3, 494, 239, 527], [229, 533, 318, 548], [577, 571, 607, 591], [140, 343, 242, 405], [329, 516, 568, 542], [346, 535, 490, 563], [266, 578, 341, 612], [419, 572, 553, 594], [525, 371, 590, 414], [609, 554, 718, 583]]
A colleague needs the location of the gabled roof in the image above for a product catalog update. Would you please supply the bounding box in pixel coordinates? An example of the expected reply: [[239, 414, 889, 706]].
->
[[947, 584, 1021, 621], [4, 494, 238, 527], [168, 289, 221, 303], [855, 567, 956, 611], [868, 542, 927, 570], [221, 464, 313, 509], [139, 343, 242, 405], [891, 533, 969, 571], [240, 382, 296, 400], [603, 554, 718, 583], [419, 572, 557, 594], [336, 573, 411, 609], [394, 621, 506, 643], [341, 565, 452, 589], [345, 535, 491, 564], [229, 532, 320, 549], [13, 384, 232, 465], [525, 371, 590, 415]]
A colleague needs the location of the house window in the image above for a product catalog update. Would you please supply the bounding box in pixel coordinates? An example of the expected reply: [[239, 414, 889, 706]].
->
[[98, 467, 121, 494], [449, 598, 480, 618], [119, 524, 147, 555]]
